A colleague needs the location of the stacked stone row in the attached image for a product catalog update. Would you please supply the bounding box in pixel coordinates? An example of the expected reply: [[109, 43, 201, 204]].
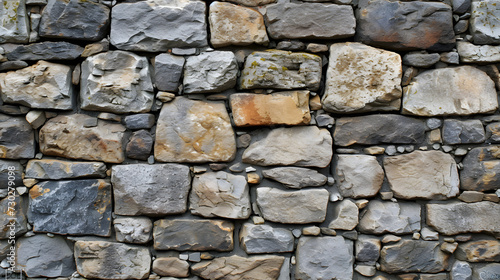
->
[[0, 0, 500, 279]]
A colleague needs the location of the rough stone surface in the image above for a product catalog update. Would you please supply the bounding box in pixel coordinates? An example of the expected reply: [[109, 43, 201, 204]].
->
[[0, 160, 23, 188], [470, 0, 500, 44], [152, 257, 189, 278], [402, 66, 498, 116], [384, 151, 460, 200], [74, 241, 151, 280], [123, 114, 155, 130], [112, 164, 191, 216], [0, 114, 34, 159], [126, 130, 153, 160], [358, 201, 421, 235], [240, 50, 322, 90], [242, 126, 332, 168], [334, 154, 384, 198], [222, 0, 275, 6], [110, 0, 207, 51], [457, 41, 500, 63], [486, 122, 500, 142], [256, 187, 329, 224], [154, 97, 236, 163], [262, 167, 327, 189], [192, 255, 284, 280], [154, 53, 184, 92], [322, 42, 402, 113], [456, 240, 500, 262], [295, 236, 354, 280], [0, 195, 28, 238], [239, 223, 294, 254], [114, 217, 152, 244], [28, 179, 112, 236], [153, 218, 234, 251], [442, 120, 486, 145], [328, 199, 359, 230], [460, 146, 500, 192], [80, 51, 154, 113], [356, 236, 381, 263], [403, 52, 441, 68], [0, 0, 29, 43], [472, 264, 500, 280], [25, 159, 106, 180], [4, 41, 83, 61], [451, 260, 472, 280]]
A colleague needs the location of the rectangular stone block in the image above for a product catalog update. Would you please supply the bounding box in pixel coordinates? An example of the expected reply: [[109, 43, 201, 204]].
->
[[0, 114, 34, 159], [0, 0, 29, 43], [25, 159, 106, 180]]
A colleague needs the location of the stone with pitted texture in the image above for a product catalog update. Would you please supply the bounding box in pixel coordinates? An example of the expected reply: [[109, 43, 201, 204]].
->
[[358, 201, 421, 235], [0, 0, 29, 43], [470, 0, 500, 44], [0, 114, 34, 159], [334, 154, 384, 198], [25, 159, 106, 180], [192, 255, 284, 280], [114, 217, 152, 244], [457, 42, 500, 63], [262, 167, 327, 189], [239, 223, 294, 254], [460, 146, 500, 192]]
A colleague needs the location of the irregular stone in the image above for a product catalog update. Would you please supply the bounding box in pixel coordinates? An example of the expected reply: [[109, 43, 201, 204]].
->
[[256, 187, 329, 224], [153, 218, 234, 251], [262, 167, 326, 189], [0, 160, 23, 188], [334, 155, 384, 198], [355, 236, 381, 263], [455, 240, 500, 262], [74, 241, 151, 280], [302, 226, 320, 236], [457, 41, 500, 63], [156, 91, 175, 102], [240, 50, 322, 91], [421, 227, 439, 241], [152, 257, 189, 278], [39, 0, 109, 41], [472, 264, 500, 280], [190, 171, 251, 219], [0, 195, 28, 238], [209, 2, 268, 48], [356, 0, 455, 51], [451, 260, 472, 280], [112, 164, 191, 216], [358, 201, 421, 234], [265, 2, 355, 40], [442, 120, 485, 145], [322, 42, 402, 113], [334, 114, 425, 146], [384, 151, 459, 200], [125, 130, 153, 160], [25, 110, 46, 129], [81, 38, 109, 57], [222, 0, 275, 6], [25, 159, 106, 180], [114, 217, 152, 244], [16, 235, 75, 277], [295, 236, 354, 280], [80, 51, 154, 113], [110, 0, 207, 51], [0, 114, 34, 159], [0, 60, 28, 71], [192, 255, 284, 280], [154, 97, 236, 163], [239, 223, 294, 254], [39, 114, 125, 163], [183, 51, 238, 94], [470, 0, 500, 44], [453, 0, 471, 13], [0, 0, 29, 43], [154, 53, 184, 92], [4, 41, 83, 60], [307, 43, 329, 53], [277, 40, 306, 51], [123, 114, 155, 130], [28, 179, 112, 236], [242, 126, 332, 168], [458, 191, 484, 203], [403, 52, 441, 68], [328, 199, 359, 230], [460, 146, 500, 191], [427, 202, 500, 235]]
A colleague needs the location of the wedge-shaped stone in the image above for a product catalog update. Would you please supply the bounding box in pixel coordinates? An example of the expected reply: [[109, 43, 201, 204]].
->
[[262, 167, 327, 189], [0, 61, 73, 110], [0, 0, 29, 43], [427, 202, 500, 235], [358, 201, 421, 235], [384, 151, 459, 200], [470, 0, 500, 44], [28, 179, 112, 236], [154, 53, 184, 92], [80, 51, 154, 113], [460, 146, 500, 191], [74, 241, 151, 280], [457, 41, 500, 63], [240, 50, 322, 90], [230, 91, 310, 126], [0, 195, 28, 238], [456, 240, 500, 262], [3, 41, 84, 61], [154, 97, 236, 163], [112, 164, 191, 216], [239, 223, 294, 254], [242, 126, 332, 168], [403, 66, 498, 116], [0, 114, 34, 159], [25, 159, 106, 180], [192, 255, 284, 280], [256, 187, 329, 224], [334, 155, 384, 198], [39, 114, 125, 163], [153, 218, 234, 251], [322, 42, 402, 113]]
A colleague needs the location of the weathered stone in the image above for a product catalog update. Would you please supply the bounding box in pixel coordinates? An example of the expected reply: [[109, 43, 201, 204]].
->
[[28, 179, 112, 236], [190, 171, 250, 219], [460, 146, 500, 191], [74, 241, 151, 280], [240, 50, 322, 90], [256, 187, 329, 224], [358, 201, 421, 234], [265, 2, 355, 40], [156, 91, 175, 102], [442, 120, 485, 145], [125, 130, 152, 160], [222, 0, 275, 6], [25, 159, 106, 180], [4, 41, 83, 61], [183, 51, 238, 94], [380, 240, 450, 273], [472, 264, 500, 280], [403, 52, 441, 68], [81, 38, 109, 58], [153, 218, 234, 251], [230, 91, 310, 126], [453, 0, 471, 13], [39, 0, 109, 41], [334, 114, 425, 146], [470, 0, 500, 44], [123, 114, 155, 130], [239, 223, 294, 254], [322, 42, 402, 113], [110, 0, 207, 51], [112, 164, 190, 216], [334, 155, 384, 198], [262, 167, 327, 189], [295, 236, 353, 280], [328, 199, 359, 230], [0, 60, 28, 71], [152, 257, 189, 278], [486, 123, 500, 142], [458, 191, 484, 203], [356, 235, 381, 263], [242, 126, 332, 168], [0, 0, 29, 43], [113, 217, 152, 245], [39, 114, 125, 163], [456, 240, 500, 262], [0, 114, 34, 159], [427, 202, 500, 235], [0, 160, 22, 188], [154, 53, 184, 92], [0, 195, 27, 238], [451, 260, 472, 280], [209, 2, 268, 48], [277, 40, 306, 51], [25, 110, 46, 129], [384, 151, 459, 200], [356, 0, 455, 51], [154, 97, 236, 163], [457, 41, 500, 63], [192, 255, 284, 280], [16, 235, 75, 277], [80, 51, 154, 113]]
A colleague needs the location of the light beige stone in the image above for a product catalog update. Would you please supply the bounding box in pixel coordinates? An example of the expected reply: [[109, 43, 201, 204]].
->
[[334, 154, 384, 198], [192, 255, 284, 280], [152, 257, 189, 278], [457, 41, 500, 63], [328, 199, 358, 230]]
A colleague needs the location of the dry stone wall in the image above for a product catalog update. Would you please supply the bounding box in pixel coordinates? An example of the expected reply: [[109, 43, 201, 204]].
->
[[1, 0, 500, 279]]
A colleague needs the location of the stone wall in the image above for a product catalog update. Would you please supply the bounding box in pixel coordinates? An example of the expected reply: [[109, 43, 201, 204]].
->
[[0, 0, 499, 279]]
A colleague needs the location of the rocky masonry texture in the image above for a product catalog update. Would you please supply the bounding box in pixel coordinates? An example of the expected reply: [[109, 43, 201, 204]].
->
[[0, 0, 29, 43], [0, 114, 34, 159], [460, 146, 500, 191]]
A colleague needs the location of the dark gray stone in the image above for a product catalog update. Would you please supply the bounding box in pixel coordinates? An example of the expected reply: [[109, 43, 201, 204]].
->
[[124, 114, 155, 130], [0, 160, 23, 189], [25, 159, 106, 180], [334, 114, 426, 146], [0, 195, 28, 239], [460, 146, 500, 191], [262, 167, 327, 189], [355, 236, 381, 264], [126, 130, 154, 160], [276, 40, 306, 51], [239, 223, 294, 254], [452, 0, 471, 13], [4, 41, 83, 61], [485, 122, 500, 142], [443, 119, 485, 145], [0, 114, 34, 159], [0, 61, 28, 71], [28, 179, 112, 236], [154, 53, 185, 92], [0, 104, 29, 115], [403, 52, 441, 68]]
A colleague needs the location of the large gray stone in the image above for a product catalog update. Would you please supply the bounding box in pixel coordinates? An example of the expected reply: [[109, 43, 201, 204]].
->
[[242, 126, 332, 168], [0, 195, 28, 239], [0, 160, 23, 189], [112, 164, 191, 216], [114, 217, 152, 244], [451, 260, 472, 280], [262, 167, 327, 189], [472, 264, 500, 280], [154, 53, 184, 92], [470, 0, 500, 44], [0, 114, 34, 159], [443, 119, 486, 145], [457, 41, 500, 63], [28, 179, 112, 236], [110, 0, 207, 52], [0, 0, 29, 43], [25, 159, 106, 180], [460, 146, 500, 192], [328, 199, 359, 231], [334, 155, 384, 198], [3, 41, 84, 61], [295, 236, 353, 280], [80, 51, 154, 113], [192, 255, 284, 280], [358, 200, 421, 235], [239, 223, 294, 254]]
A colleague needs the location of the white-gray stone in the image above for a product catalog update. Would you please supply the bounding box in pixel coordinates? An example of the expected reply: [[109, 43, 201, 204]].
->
[[472, 264, 500, 280], [262, 167, 327, 189], [328, 199, 359, 231], [25, 159, 106, 180], [114, 217, 153, 244], [0, 0, 29, 43], [154, 53, 184, 92], [457, 41, 500, 63], [451, 260, 472, 280], [358, 200, 421, 234], [239, 223, 294, 254], [470, 0, 500, 44], [334, 155, 384, 198]]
